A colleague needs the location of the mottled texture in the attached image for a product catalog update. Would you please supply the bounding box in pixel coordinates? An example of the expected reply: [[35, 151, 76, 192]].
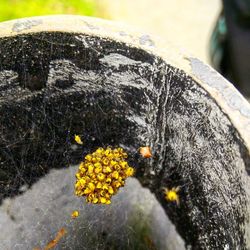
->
[[190, 57, 250, 118], [12, 19, 43, 32], [0, 30, 249, 249]]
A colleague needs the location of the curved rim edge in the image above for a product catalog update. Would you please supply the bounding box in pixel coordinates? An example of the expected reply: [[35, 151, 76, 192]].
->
[[0, 14, 249, 151]]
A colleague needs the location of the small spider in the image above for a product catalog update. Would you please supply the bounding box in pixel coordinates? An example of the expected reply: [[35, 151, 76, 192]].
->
[[139, 146, 152, 158], [74, 135, 83, 145], [163, 186, 180, 205], [71, 210, 79, 219]]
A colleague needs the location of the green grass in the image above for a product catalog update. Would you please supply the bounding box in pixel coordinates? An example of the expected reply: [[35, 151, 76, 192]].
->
[[0, 0, 100, 22]]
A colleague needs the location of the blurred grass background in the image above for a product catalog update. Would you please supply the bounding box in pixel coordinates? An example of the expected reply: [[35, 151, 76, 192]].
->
[[0, 0, 220, 64], [0, 0, 107, 22]]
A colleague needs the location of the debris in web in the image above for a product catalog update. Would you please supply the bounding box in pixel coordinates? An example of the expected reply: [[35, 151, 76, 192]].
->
[[33, 227, 67, 250], [44, 227, 67, 250], [139, 146, 152, 158]]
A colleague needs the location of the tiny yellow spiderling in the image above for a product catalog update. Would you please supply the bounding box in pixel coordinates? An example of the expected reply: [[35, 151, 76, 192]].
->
[[74, 135, 83, 145], [164, 187, 180, 205], [71, 210, 79, 219]]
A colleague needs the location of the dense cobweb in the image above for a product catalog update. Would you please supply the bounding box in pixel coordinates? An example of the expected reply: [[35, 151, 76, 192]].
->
[[1, 31, 249, 250], [0, 161, 184, 250], [0, 51, 185, 249]]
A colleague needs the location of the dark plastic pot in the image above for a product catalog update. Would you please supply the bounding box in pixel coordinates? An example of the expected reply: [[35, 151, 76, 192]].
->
[[0, 15, 250, 249]]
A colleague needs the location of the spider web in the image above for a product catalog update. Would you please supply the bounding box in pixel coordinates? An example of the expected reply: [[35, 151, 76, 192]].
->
[[0, 31, 249, 250], [0, 35, 185, 250], [0, 165, 184, 250]]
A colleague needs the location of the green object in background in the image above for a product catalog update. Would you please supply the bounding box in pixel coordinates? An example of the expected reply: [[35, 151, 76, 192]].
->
[[209, 12, 227, 74], [0, 0, 100, 22]]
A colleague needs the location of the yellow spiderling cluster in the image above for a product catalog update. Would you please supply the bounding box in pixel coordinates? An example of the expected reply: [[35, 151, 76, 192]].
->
[[75, 147, 134, 204]]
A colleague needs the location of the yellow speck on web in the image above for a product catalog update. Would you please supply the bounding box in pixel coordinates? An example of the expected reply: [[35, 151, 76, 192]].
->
[[74, 135, 83, 145], [71, 210, 79, 219]]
